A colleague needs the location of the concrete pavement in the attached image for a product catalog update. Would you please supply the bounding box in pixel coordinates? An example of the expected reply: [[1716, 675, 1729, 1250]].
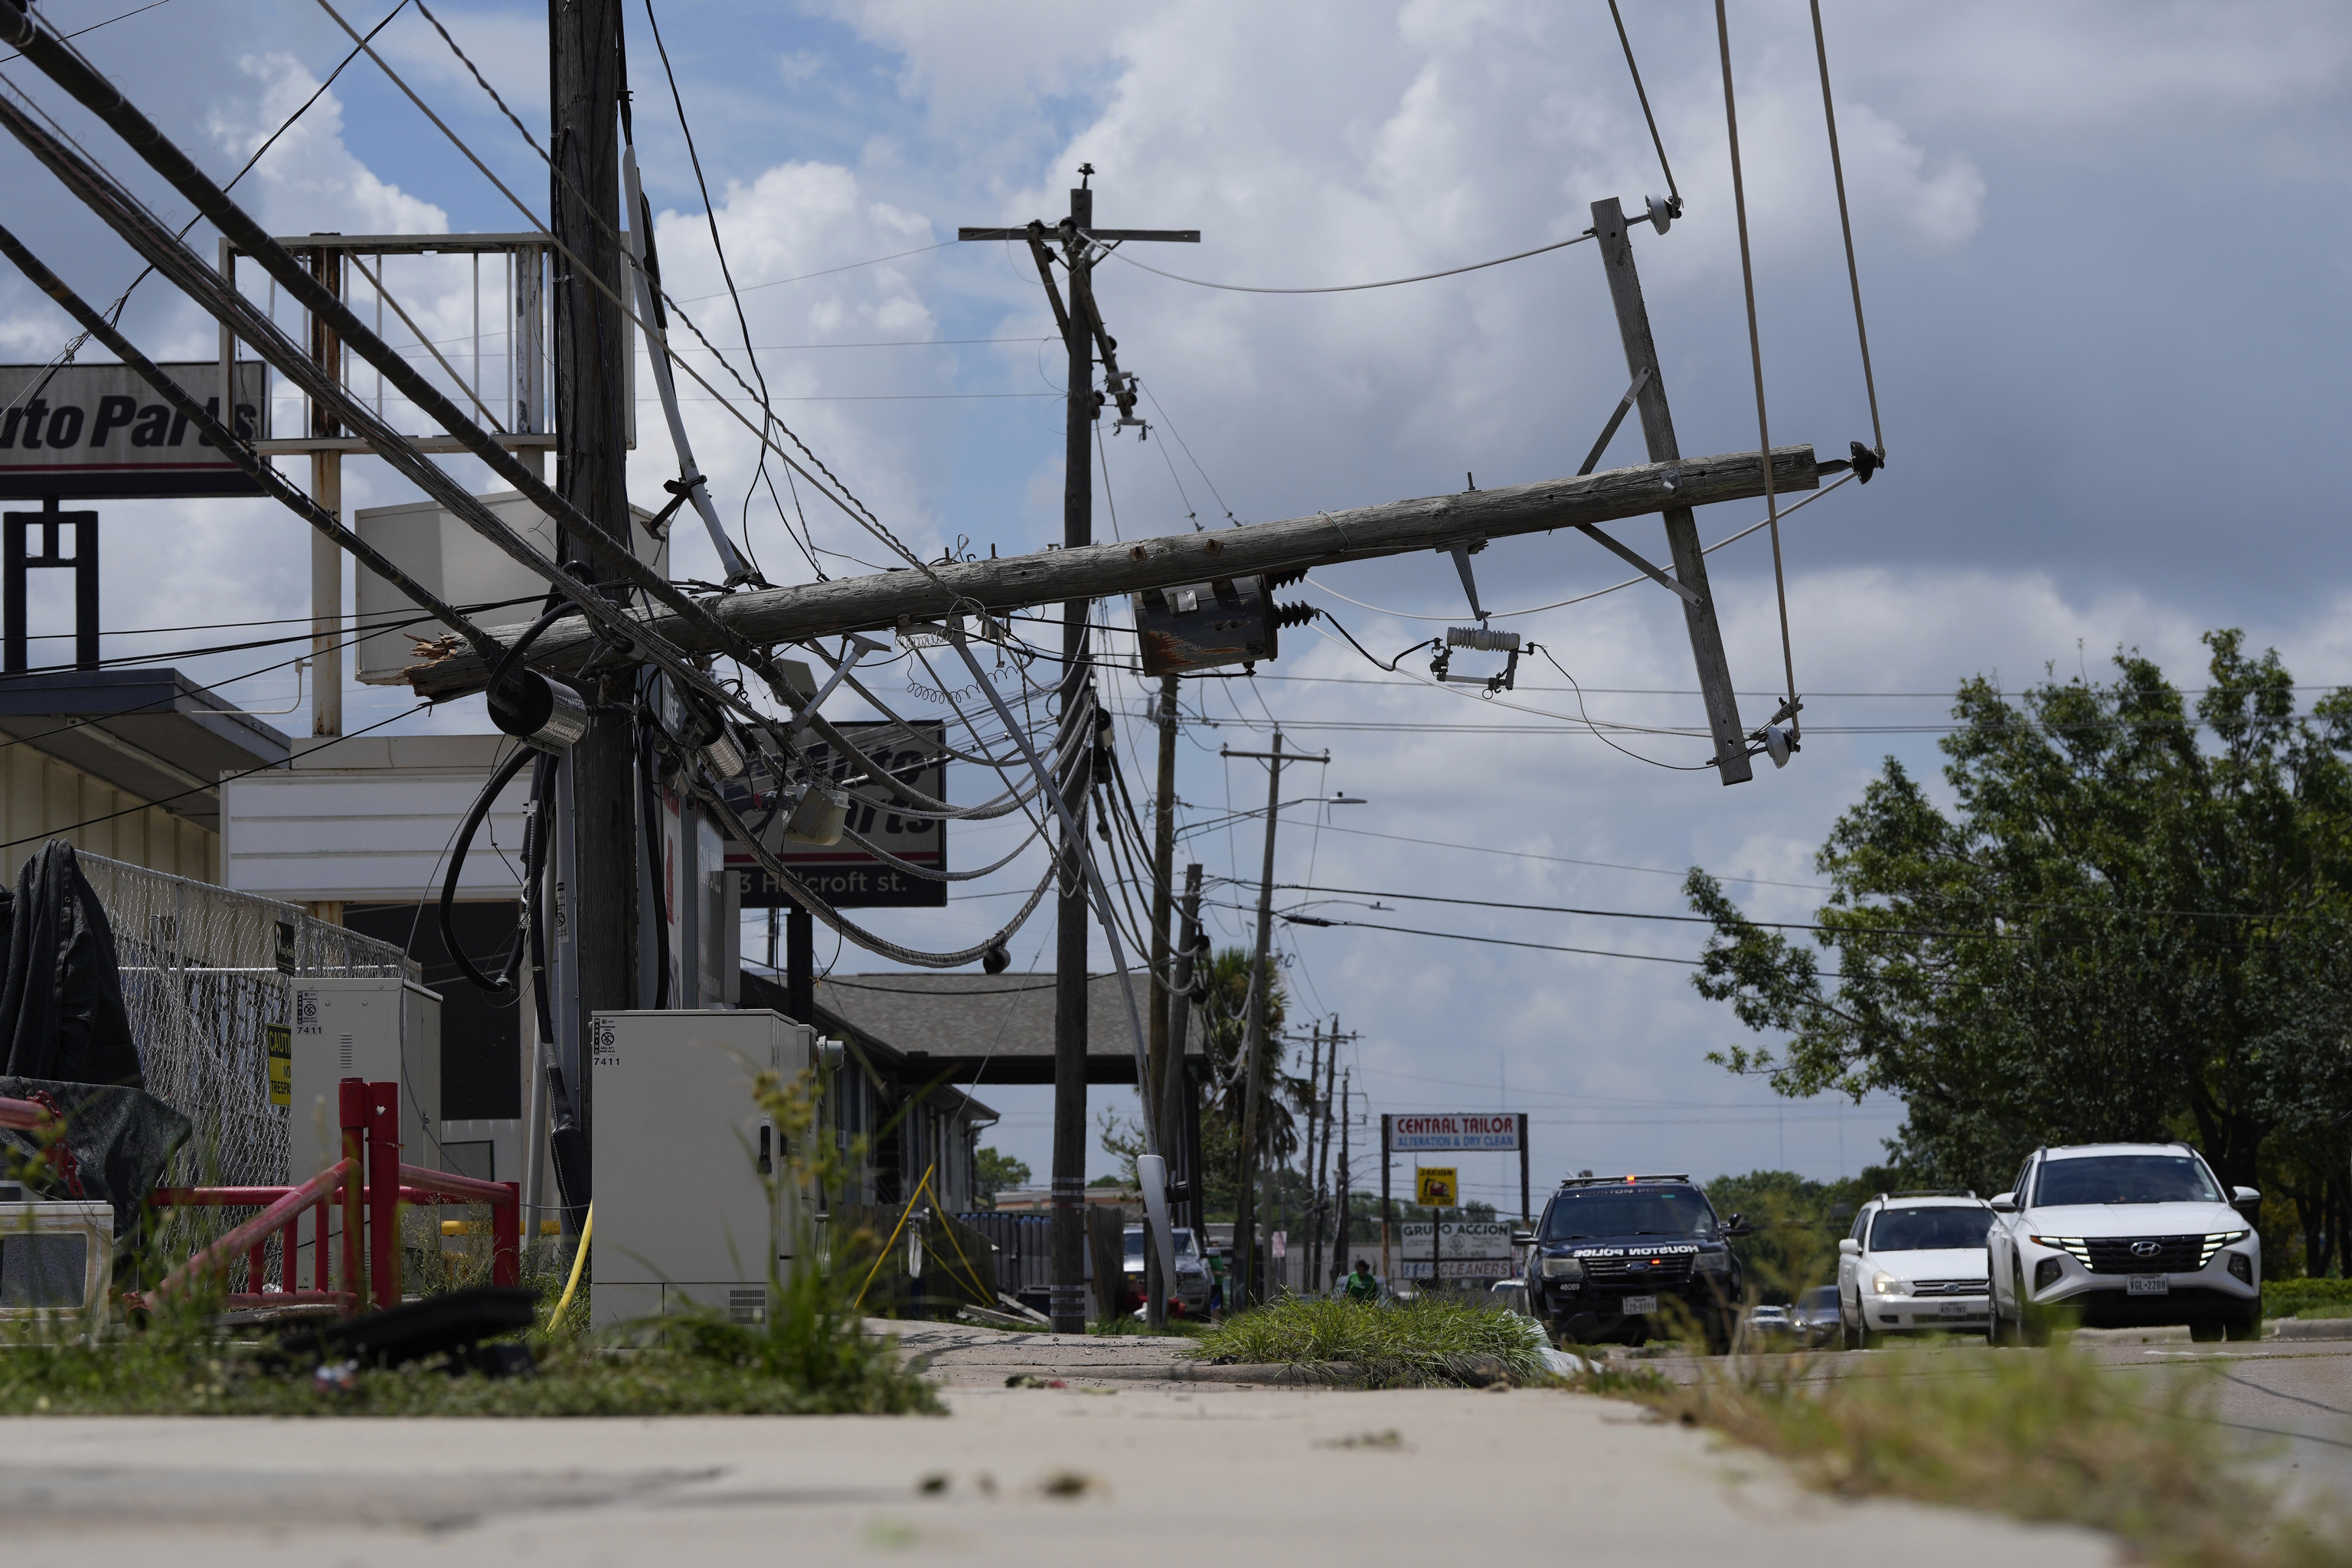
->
[[0, 1378, 2121, 1566]]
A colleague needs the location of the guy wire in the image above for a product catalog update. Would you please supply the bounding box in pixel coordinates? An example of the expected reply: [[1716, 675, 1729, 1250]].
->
[[1809, 0, 1883, 461], [1714, 0, 1797, 713]]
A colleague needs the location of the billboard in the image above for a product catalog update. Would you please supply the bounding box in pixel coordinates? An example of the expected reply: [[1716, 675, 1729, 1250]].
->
[[1396, 1220, 1515, 1281], [724, 719, 946, 910], [348, 491, 667, 683], [0, 361, 266, 498], [1389, 1112, 1524, 1152]]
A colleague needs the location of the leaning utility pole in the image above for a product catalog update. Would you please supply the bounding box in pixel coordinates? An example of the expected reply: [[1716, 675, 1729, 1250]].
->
[[1591, 196, 1751, 786], [959, 173, 1197, 1334], [1223, 733, 1326, 1308], [550, 0, 638, 1152]]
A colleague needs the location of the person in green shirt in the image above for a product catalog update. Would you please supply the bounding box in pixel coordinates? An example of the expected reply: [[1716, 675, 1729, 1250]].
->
[[1344, 1258, 1380, 1303]]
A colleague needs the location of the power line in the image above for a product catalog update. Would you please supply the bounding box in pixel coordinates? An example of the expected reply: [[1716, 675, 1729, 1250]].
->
[[641, 0, 772, 583], [1280, 913, 1702, 966], [1808, 0, 1883, 461], [1605, 0, 1678, 211], [1101, 229, 1594, 296], [671, 242, 952, 302], [0, 0, 169, 67]]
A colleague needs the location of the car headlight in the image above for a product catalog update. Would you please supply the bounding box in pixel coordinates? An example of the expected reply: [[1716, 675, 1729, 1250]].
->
[[1540, 1256, 1583, 1279], [1871, 1272, 1909, 1297], [1696, 1250, 1730, 1275]]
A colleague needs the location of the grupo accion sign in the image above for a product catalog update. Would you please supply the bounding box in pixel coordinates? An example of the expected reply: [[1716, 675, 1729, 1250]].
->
[[1388, 1112, 1524, 1153], [0, 361, 266, 499]]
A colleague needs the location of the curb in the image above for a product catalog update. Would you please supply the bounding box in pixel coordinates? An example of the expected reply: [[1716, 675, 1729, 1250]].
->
[[2271, 1318, 2352, 1341]]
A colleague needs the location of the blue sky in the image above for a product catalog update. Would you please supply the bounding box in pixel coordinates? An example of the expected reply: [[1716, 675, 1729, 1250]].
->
[[5, 0, 2349, 1203]]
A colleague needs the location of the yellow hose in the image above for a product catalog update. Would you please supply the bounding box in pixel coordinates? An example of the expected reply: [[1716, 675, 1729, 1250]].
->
[[545, 1203, 593, 1331]]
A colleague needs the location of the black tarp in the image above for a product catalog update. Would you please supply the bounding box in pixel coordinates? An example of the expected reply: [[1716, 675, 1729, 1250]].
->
[[0, 841, 143, 1087], [0, 1076, 190, 1243]]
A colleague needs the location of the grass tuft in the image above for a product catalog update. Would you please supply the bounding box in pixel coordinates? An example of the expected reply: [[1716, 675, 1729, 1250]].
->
[[1185, 1295, 1549, 1387], [1606, 1339, 2347, 1568]]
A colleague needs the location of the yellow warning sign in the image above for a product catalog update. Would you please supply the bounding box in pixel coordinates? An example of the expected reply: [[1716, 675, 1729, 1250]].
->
[[1415, 1166, 1458, 1207], [266, 1022, 292, 1108]]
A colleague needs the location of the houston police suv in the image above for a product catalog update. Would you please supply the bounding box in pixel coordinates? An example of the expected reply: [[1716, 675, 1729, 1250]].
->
[[1521, 1174, 1749, 1351]]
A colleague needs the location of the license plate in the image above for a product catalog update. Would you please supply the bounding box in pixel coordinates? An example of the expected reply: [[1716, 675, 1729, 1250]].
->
[[2128, 1274, 2170, 1296], [1622, 1295, 1658, 1315], [1936, 1301, 1974, 1316]]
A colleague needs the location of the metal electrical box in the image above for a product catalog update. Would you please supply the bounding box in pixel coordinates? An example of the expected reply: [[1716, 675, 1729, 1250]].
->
[[588, 1009, 815, 1331], [287, 977, 444, 1182]]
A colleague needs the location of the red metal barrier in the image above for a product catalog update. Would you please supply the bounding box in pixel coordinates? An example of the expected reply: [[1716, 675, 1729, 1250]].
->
[[148, 1156, 354, 1307], [142, 1077, 521, 1313], [0, 1094, 52, 1132]]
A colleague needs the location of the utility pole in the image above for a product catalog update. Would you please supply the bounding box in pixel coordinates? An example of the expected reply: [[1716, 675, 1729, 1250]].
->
[[550, 0, 637, 1159], [1165, 863, 1204, 1238], [305, 244, 342, 746], [1142, 675, 1180, 1330], [1590, 197, 1753, 786], [959, 175, 1197, 1336], [1311, 1015, 1344, 1291], [1223, 733, 1327, 1308], [1301, 1021, 1322, 1289], [1333, 1070, 1352, 1287]]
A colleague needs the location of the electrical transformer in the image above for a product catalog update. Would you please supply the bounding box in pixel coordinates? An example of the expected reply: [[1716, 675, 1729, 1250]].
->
[[588, 1009, 816, 1331]]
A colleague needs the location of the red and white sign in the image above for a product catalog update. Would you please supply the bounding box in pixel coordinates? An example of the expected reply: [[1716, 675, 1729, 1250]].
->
[[1390, 1112, 1523, 1152]]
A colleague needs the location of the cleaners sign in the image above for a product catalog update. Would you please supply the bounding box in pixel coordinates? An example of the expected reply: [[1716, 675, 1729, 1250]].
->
[[0, 361, 266, 499], [1389, 1112, 1524, 1153]]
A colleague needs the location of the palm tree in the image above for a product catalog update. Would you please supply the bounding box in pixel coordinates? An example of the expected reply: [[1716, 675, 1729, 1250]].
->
[[1197, 947, 1315, 1206]]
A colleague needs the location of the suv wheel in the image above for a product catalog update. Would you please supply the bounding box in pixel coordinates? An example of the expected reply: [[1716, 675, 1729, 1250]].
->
[[2190, 1319, 2224, 1344], [2223, 1302, 2262, 1342]]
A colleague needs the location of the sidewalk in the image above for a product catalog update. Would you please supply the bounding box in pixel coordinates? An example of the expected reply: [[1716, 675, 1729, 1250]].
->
[[0, 1325, 2118, 1566]]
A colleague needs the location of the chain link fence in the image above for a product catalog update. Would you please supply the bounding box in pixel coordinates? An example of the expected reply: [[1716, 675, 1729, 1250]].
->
[[80, 853, 413, 1193]]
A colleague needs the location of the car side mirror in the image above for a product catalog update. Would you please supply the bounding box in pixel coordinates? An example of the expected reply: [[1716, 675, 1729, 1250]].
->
[[1511, 1230, 1535, 1247], [1722, 1214, 1753, 1238], [1838, 1237, 1859, 1256], [1988, 1193, 2017, 1214], [2232, 1187, 2261, 1208]]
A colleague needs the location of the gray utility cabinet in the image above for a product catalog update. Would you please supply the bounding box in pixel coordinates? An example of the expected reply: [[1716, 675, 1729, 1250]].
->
[[589, 1009, 815, 1331], [287, 976, 443, 1180], [286, 977, 443, 1293]]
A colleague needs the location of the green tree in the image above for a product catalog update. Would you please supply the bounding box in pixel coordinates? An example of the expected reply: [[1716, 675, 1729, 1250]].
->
[[1193, 946, 1314, 1215], [1687, 632, 2352, 1224], [974, 1147, 1031, 1207]]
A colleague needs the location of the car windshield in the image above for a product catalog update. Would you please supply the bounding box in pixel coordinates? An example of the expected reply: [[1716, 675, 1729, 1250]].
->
[[1869, 1207, 1993, 1252], [1541, 1187, 1718, 1240], [2036, 1155, 2222, 1207], [1801, 1285, 1838, 1312], [1125, 1229, 1201, 1259]]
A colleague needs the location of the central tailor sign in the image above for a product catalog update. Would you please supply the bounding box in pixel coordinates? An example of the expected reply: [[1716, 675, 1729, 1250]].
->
[[1389, 1112, 1524, 1153]]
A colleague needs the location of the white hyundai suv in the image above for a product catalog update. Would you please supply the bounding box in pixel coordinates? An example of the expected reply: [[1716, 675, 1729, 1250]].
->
[[1986, 1143, 2261, 1344], [1838, 1192, 1994, 1348]]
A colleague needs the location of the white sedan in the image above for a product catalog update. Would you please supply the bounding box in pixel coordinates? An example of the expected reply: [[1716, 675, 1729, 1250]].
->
[[1838, 1194, 1994, 1348]]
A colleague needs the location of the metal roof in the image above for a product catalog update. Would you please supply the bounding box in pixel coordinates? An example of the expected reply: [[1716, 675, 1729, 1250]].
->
[[0, 668, 289, 831], [806, 971, 1207, 1088]]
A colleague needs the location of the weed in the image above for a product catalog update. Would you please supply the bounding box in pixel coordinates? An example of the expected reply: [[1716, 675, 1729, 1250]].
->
[[1599, 1338, 2348, 1568], [1187, 1295, 1547, 1387]]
